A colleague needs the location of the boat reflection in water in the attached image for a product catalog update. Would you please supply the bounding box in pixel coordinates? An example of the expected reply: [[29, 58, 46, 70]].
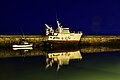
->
[[0, 46, 120, 71], [46, 50, 82, 70], [1, 46, 120, 80], [0, 46, 120, 58]]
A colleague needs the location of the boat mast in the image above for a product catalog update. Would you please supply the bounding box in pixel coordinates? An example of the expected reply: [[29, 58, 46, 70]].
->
[[45, 24, 54, 35], [57, 21, 62, 33], [20, 26, 25, 39]]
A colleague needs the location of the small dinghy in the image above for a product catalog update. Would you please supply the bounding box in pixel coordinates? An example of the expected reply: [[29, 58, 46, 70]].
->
[[12, 38, 33, 50]]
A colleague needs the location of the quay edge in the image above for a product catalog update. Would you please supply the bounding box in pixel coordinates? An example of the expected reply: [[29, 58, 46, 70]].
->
[[0, 35, 120, 47]]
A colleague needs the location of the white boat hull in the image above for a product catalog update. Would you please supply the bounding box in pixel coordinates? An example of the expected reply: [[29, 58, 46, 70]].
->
[[13, 47, 33, 50], [12, 44, 33, 48]]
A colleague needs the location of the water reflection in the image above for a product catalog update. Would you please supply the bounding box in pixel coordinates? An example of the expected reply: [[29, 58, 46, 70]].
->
[[0, 46, 120, 71], [46, 50, 82, 70], [0, 46, 120, 58], [0, 46, 120, 80], [80, 46, 120, 53]]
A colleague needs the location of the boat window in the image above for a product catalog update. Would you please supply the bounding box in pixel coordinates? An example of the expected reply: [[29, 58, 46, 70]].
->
[[62, 28, 70, 33], [53, 37, 60, 39]]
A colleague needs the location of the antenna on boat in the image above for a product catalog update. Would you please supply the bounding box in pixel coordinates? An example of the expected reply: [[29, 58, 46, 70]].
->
[[20, 26, 25, 39], [55, 12, 63, 33], [56, 12, 61, 28]]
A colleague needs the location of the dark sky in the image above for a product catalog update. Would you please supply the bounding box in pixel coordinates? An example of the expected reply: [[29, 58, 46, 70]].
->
[[0, 0, 120, 34]]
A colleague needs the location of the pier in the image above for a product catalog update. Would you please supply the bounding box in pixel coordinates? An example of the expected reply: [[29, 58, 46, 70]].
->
[[81, 35, 120, 46], [0, 35, 120, 47]]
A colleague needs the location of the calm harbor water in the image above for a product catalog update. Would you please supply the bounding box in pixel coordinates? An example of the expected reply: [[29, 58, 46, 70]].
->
[[0, 47, 120, 80]]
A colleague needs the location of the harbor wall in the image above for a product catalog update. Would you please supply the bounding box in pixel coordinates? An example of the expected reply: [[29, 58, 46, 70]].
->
[[0, 35, 120, 47], [81, 35, 120, 46], [0, 35, 44, 47]]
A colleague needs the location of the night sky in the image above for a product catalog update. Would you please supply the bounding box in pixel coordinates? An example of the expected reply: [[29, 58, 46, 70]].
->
[[0, 0, 120, 34]]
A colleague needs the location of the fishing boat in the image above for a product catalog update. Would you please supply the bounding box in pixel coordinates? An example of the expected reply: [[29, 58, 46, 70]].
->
[[12, 38, 33, 50], [43, 21, 83, 43]]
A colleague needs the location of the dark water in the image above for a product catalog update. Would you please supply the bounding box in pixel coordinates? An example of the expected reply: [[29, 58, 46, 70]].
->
[[0, 48, 120, 80]]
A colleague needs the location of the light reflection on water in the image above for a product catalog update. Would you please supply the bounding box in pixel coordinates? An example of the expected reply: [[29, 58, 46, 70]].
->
[[0, 47, 120, 80], [46, 50, 82, 71]]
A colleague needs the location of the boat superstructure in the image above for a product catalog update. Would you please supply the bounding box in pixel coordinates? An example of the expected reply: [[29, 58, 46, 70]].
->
[[44, 21, 83, 43]]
